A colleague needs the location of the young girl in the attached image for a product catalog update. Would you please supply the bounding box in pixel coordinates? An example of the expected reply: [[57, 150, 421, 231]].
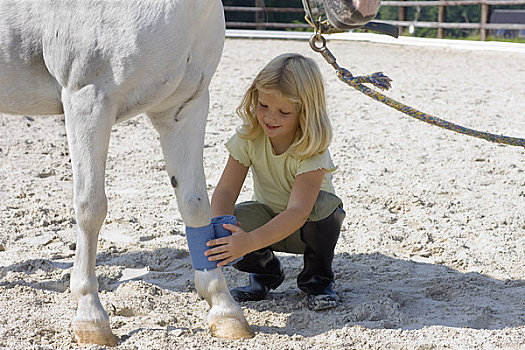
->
[[204, 53, 345, 311]]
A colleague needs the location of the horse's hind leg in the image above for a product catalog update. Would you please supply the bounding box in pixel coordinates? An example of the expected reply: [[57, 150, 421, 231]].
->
[[148, 91, 254, 339], [62, 87, 117, 346]]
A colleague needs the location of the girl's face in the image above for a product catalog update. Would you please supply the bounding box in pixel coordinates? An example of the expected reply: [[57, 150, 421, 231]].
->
[[256, 88, 300, 154]]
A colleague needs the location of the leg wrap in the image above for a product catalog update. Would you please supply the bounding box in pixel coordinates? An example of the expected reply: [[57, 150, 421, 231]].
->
[[211, 215, 243, 265], [186, 224, 217, 271]]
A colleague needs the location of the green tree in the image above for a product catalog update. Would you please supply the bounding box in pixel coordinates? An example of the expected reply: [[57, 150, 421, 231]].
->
[[223, 0, 525, 38], [377, 0, 524, 38]]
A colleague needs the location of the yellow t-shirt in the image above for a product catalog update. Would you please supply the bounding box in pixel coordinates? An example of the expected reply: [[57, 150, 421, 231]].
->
[[226, 133, 336, 213]]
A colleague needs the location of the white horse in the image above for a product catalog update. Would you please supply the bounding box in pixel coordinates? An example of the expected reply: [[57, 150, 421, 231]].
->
[[0, 0, 380, 346]]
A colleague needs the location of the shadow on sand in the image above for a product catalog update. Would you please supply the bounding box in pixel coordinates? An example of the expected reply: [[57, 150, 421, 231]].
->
[[2, 249, 525, 337]]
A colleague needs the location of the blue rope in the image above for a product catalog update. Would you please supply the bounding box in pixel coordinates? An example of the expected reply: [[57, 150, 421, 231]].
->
[[337, 68, 525, 148]]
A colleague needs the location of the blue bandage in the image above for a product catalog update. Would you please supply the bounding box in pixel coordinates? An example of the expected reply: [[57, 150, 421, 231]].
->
[[211, 215, 243, 265], [186, 224, 217, 271]]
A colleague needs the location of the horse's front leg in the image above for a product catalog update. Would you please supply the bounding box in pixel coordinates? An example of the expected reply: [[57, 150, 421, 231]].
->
[[149, 91, 254, 339], [63, 87, 117, 346]]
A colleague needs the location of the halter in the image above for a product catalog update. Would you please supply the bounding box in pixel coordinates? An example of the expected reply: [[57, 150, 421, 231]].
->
[[303, 0, 400, 37], [302, 0, 344, 34]]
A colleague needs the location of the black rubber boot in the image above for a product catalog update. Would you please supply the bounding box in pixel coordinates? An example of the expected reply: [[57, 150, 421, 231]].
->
[[230, 248, 284, 302], [298, 207, 345, 311]]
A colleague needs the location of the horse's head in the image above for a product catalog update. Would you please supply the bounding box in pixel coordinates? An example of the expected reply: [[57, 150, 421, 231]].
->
[[303, 0, 381, 32]]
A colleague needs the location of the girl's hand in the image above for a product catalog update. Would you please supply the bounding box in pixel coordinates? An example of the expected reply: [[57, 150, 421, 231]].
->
[[204, 224, 253, 267]]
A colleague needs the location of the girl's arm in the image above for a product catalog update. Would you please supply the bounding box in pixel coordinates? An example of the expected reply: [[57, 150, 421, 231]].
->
[[206, 168, 326, 266], [248, 168, 325, 249], [211, 155, 249, 217]]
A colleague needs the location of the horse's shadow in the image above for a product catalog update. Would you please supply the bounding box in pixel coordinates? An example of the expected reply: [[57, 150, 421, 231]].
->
[[0, 247, 193, 293], [2, 248, 525, 337], [243, 252, 525, 337]]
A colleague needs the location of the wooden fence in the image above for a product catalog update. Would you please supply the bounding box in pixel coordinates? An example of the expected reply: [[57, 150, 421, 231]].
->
[[223, 0, 525, 40]]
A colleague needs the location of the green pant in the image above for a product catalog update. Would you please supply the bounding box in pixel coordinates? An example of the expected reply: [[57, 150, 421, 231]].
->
[[234, 191, 343, 254]]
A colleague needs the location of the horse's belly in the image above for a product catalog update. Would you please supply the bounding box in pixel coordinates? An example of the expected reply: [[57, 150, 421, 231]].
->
[[0, 60, 63, 116], [0, 4, 63, 115]]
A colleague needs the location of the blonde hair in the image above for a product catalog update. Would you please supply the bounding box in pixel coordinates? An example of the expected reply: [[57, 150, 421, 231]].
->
[[236, 53, 332, 159]]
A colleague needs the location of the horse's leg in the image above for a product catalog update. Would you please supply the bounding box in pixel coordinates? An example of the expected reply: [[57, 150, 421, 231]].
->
[[194, 268, 254, 338], [62, 86, 117, 346], [149, 91, 254, 339]]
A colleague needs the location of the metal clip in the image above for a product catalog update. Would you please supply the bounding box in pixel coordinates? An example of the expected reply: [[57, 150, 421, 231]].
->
[[309, 34, 340, 71]]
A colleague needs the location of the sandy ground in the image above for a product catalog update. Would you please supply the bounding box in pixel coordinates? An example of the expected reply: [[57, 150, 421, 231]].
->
[[1, 37, 524, 350]]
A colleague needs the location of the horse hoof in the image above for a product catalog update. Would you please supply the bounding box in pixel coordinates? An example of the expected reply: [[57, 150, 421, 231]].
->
[[73, 320, 117, 347], [210, 317, 255, 339]]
